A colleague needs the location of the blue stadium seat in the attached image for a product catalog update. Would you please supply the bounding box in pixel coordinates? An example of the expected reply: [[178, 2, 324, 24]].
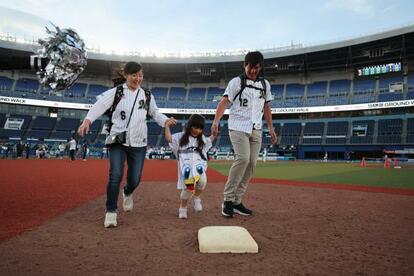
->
[[169, 87, 186, 101], [353, 79, 376, 94], [218, 136, 231, 147], [188, 88, 206, 101], [271, 84, 284, 100], [351, 94, 376, 104], [55, 118, 80, 131], [166, 101, 185, 108], [307, 81, 327, 96], [207, 87, 224, 101], [152, 87, 168, 101], [327, 95, 348, 105], [148, 122, 162, 135], [377, 119, 402, 144], [25, 130, 51, 139], [88, 85, 108, 98], [285, 83, 305, 97], [378, 93, 403, 102], [0, 129, 25, 139], [0, 76, 14, 91], [49, 131, 73, 140], [407, 118, 414, 144], [148, 135, 159, 147], [302, 122, 324, 144], [31, 116, 57, 130], [0, 113, 6, 127], [280, 123, 301, 145], [14, 78, 39, 94], [329, 79, 350, 95], [407, 74, 414, 93], [65, 83, 87, 98], [326, 121, 348, 144], [306, 97, 326, 107]]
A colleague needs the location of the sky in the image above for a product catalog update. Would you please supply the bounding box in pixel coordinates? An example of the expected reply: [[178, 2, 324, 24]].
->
[[0, 0, 413, 53]]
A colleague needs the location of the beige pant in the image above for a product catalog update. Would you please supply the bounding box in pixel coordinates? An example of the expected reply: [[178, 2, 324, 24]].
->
[[223, 130, 262, 204]]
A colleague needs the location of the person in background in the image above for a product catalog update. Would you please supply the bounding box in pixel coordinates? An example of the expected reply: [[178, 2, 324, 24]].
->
[[68, 136, 77, 161]]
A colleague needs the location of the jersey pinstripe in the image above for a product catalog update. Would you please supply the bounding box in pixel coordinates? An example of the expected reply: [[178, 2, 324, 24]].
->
[[223, 76, 272, 134], [85, 83, 168, 147]]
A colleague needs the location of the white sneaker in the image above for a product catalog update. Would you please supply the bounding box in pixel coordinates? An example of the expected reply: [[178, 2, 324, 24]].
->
[[178, 208, 188, 219], [123, 191, 133, 212], [193, 197, 203, 212], [104, 212, 117, 228]]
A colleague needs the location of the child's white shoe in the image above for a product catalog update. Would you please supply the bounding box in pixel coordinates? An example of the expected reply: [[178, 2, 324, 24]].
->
[[104, 212, 117, 228], [178, 207, 188, 219], [193, 197, 203, 212]]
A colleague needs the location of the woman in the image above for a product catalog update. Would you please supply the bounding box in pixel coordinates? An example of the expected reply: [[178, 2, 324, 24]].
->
[[78, 62, 176, 227]]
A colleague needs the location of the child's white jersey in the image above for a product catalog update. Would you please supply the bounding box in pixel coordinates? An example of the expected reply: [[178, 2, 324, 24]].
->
[[169, 132, 213, 189]]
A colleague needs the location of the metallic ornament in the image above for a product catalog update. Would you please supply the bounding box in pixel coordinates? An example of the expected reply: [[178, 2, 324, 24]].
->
[[33, 23, 87, 90]]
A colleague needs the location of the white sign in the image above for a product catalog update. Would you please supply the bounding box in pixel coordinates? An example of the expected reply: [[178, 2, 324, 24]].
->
[[4, 117, 24, 130], [1, 96, 414, 115]]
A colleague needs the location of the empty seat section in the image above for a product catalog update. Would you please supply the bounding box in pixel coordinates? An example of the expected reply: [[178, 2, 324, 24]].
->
[[329, 79, 350, 95], [0, 76, 14, 91], [31, 116, 56, 130], [207, 87, 224, 100], [326, 121, 348, 144], [188, 88, 206, 101], [377, 119, 402, 144], [169, 87, 186, 101], [152, 87, 168, 101], [302, 122, 324, 144], [280, 123, 301, 145], [407, 118, 414, 143], [65, 83, 87, 97], [15, 78, 39, 94], [88, 85, 108, 98], [55, 118, 80, 131]]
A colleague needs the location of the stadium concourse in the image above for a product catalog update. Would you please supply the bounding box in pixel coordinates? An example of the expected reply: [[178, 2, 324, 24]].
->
[[0, 24, 414, 275]]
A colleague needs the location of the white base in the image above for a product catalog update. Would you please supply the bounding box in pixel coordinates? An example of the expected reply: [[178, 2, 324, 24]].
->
[[198, 226, 258, 253]]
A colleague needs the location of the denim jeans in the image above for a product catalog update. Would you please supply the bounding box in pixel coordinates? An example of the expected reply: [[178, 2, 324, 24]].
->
[[106, 145, 147, 212]]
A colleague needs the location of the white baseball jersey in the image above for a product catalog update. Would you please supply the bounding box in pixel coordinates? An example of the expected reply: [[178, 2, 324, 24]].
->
[[85, 83, 168, 147], [223, 76, 272, 134], [169, 132, 213, 189], [68, 139, 76, 150]]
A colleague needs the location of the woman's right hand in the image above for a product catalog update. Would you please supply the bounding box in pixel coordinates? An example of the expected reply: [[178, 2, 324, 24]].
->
[[77, 119, 91, 137]]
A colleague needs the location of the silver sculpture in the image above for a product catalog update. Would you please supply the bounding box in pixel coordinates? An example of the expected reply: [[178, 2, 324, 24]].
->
[[32, 23, 87, 90]]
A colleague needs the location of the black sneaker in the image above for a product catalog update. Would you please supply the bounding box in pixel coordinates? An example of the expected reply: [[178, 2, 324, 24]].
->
[[221, 201, 234, 217], [233, 203, 252, 216]]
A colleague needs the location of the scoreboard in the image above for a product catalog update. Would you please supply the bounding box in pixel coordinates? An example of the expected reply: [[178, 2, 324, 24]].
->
[[357, 62, 401, 77]]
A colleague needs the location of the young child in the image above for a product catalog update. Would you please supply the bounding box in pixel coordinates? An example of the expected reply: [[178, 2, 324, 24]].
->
[[165, 114, 216, 219]]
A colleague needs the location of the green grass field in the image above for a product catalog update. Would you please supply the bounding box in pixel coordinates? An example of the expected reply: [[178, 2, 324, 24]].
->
[[209, 161, 414, 189]]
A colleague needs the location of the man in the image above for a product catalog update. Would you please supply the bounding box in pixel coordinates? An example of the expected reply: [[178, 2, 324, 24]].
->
[[67, 136, 77, 161], [78, 61, 176, 228], [211, 51, 277, 218]]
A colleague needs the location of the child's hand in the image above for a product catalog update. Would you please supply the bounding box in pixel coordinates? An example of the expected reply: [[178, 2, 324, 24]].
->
[[165, 117, 176, 127]]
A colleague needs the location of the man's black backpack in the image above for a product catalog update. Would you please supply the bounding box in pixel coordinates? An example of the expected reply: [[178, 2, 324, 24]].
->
[[232, 74, 267, 106], [104, 85, 152, 132]]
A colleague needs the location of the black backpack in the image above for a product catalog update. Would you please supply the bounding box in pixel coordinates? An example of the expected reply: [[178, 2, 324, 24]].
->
[[232, 74, 267, 106], [105, 85, 152, 132]]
